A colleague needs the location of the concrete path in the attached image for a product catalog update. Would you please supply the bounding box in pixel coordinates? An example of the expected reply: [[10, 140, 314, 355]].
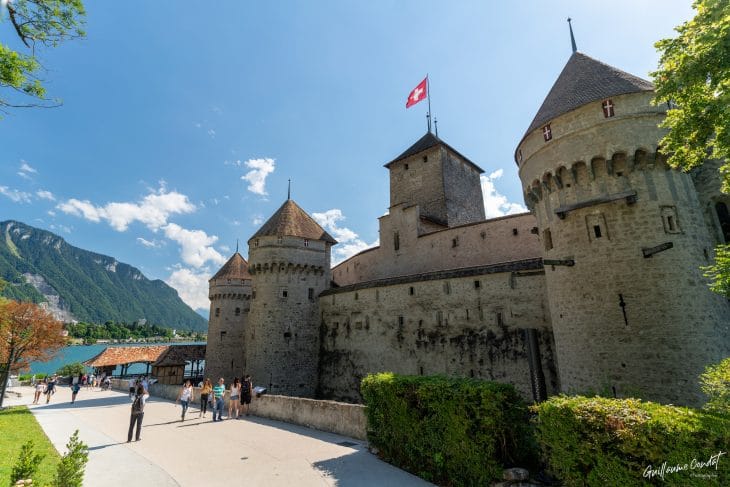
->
[[3, 386, 432, 487]]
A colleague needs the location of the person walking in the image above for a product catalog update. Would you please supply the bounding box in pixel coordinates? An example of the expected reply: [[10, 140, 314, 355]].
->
[[176, 380, 194, 421], [71, 381, 81, 404], [33, 380, 44, 404], [241, 374, 253, 417], [44, 376, 57, 404], [228, 377, 241, 419], [212, 378, 225, 422], [128, 384, 149, 442], [199, 378, 212, 418], [128, 377, 136, 399]]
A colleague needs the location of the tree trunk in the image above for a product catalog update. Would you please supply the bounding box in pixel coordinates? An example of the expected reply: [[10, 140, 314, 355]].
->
[[0, 358, 12, 408]]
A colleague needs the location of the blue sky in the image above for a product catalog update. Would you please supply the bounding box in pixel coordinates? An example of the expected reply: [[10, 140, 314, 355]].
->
[[0, 1, 693, 313]]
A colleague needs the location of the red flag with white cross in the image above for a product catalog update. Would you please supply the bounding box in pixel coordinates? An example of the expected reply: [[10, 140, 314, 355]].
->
[[406, 77, 428, 108]]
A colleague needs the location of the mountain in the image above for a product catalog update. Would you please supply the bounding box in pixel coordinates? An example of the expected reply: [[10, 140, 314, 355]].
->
[[0, 220, 207, 331]]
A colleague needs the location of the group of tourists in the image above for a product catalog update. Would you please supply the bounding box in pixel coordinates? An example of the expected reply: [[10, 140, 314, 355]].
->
[[177, 375, 253, 422], [31, 375, 57, 405]]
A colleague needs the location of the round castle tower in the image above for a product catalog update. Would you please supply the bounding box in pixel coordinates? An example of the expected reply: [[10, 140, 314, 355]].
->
[[245, 199, 336, 397], [205, 252, 252, 382], [516, 52, 730, 406]]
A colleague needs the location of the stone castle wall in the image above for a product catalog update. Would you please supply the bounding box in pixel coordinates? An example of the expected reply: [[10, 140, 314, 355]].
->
[[517, 91, 730, 406], [205, 277, 251, 382], [245, 235, 331, 397], [319, 259, 558, 403], [333, 212, 542, 286]]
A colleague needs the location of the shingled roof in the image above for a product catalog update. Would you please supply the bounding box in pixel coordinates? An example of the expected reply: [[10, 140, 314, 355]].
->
[[83, 345, 168, 367], [522, 52, 654, 138], [249, 199, 337, 244], [211, 252, 251, 281], [153, 344, 206, 367], [385, 132, 484, 173]]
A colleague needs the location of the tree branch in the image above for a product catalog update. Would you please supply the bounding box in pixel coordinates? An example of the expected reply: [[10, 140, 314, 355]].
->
[[7, 6, 31, 48]]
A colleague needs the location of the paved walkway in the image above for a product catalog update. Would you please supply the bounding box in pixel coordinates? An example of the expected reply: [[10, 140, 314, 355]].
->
[[4, 386, 431, 487]]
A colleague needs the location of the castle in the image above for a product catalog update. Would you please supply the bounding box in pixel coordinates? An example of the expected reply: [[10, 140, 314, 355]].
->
[[205, 49, 730, 407]]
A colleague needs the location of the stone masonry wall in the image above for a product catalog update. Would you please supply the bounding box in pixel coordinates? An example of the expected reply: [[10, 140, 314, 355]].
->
[[205, 278, 251, 383], [318, 260, 558, 403], [333, 211, 541, 286], [518, 90, 730, 407]]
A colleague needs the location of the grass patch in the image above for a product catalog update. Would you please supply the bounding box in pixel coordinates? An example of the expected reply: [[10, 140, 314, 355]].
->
[[0, 406, 60, 486]]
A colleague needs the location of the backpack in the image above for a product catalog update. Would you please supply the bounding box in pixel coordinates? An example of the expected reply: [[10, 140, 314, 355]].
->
[[132, 394, 145, 414]]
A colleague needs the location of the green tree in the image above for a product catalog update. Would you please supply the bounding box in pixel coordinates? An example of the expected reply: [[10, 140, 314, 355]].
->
[[700, 357, 730, 415], [0, 0, 85, 113], [54, 429, 88, 487], [11, 439, 45, 484], [56, 362, 85, 377], [652, 0, 730, 297], [652, 0, 730, 190]]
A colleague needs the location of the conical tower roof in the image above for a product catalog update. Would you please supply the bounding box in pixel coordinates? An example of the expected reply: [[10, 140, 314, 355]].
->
[[385, 132, 484, 172], [210, 252, 251, 281], [523, 52, 654, 138], [250, 199, 337, 244]]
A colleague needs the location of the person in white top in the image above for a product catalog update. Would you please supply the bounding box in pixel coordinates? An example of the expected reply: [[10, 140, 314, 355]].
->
[[176, 380, 194, 421], [128, 378, 136, 399], [229, 377, 241, 419], [33, 381, 45, 404]]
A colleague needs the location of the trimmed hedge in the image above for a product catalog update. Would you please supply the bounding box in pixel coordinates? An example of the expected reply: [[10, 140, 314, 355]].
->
[[533, 396, 730, 486], [361, 373, 534, 485]]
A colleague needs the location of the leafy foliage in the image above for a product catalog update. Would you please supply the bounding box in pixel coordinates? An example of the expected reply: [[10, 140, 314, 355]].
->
[[703, 244, 730, 297], [361, 373, 535, 486], [10, 440, 45, 485], [0, 221, 206, 331], [652, 0, 730, 192], [0, 0, 85, 112], [56, 362, 85, 377], [54, 430, 88, 487], [700, 357, 730, 415], [532, 395, 730, 486], [64, 321, 175, 342], [0, 299, 66, 407]]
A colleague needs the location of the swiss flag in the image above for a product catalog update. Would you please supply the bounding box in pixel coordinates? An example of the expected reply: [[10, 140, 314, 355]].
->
[[406, 77, 427, 108]]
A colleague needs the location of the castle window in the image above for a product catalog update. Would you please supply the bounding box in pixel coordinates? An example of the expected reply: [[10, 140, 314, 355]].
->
[[437, 311, 443, 326], [542, 124, 552, 142], [214, 308, 220, 317], [235, 307, 240, 316], [661, 206, 681, 234], [308, 288, 314, 301], [423, 155, 428, 162], [375, 290, 380, 302], [465, 309, 469, 320], [398, 316, 404, 326], [280, 287, 288, 299], [512, 228, 519, 236], [474, 280, 480, 289], [593, 225, 602, 238], [220, 330, 226, 341], [496, 311, 504, 327], [277, 236, 283, 244], [254, 239, 259, 247], [586, 214, 608, 242], [393, 231, 400, 251], [404, 163, 409, 170], [602, 99, 615, 118], [354, 292, 359, 300], [452, 237, 459, 248], [409, 286, 414, 295], [443, 282, 451, 295], [419, 366, 424, 375], [252, 289, 256, 299], [303, 239, 309, 247], [543, 228, 553, 251]]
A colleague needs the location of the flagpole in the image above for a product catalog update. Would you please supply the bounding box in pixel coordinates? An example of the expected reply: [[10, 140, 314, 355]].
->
[[427, 74, 432, 133]]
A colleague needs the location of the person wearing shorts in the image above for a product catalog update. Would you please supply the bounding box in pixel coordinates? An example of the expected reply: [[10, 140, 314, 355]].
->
[[228, 377, 241, 419]]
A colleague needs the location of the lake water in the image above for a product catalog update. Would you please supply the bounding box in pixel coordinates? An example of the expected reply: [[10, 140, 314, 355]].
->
[[28, 342, 206, 376]]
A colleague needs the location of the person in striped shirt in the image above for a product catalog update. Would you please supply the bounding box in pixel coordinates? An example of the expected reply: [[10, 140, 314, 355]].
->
[[212, 378, 226, 422]]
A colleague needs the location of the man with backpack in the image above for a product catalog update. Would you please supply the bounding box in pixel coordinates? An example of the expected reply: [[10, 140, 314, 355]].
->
[[128, 384, 149, 442]]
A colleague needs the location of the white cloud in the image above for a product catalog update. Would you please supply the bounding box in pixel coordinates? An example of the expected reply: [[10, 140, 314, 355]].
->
[[207, 129, 216, 138], [0, 186, 32, 203], [47, 210, 56, 217], [312, 208, 378, 265], [20, 161, 37, 174], [36, 190, 56, 201], [57, 185, 196, 231], [50, 224, 72, 234], [162, 223, 227, 268], [219, 244, 231, 253], [252, 215, 264, 226], [480, 169, 527, 218], [136, 237, 164, 248], [166, 266, 211, 311], [241, 158, 275, 196]]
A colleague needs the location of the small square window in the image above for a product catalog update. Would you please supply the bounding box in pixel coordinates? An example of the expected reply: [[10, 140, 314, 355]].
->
[[303, 239, 309, 247], [452, 237, 459, 248], [409, 286, 414, 295], [308, 288, 314, 300], [235, 307, 241, 316], [214, 308, 220, 317], [277, 236, 283, 244], [220, 330, 227, 341], [280, 287, 288, 298], [404, 163, 409, 170], [593, 225, 602, 238], [423, 156, 428, 162], [602, 99, 615, 118], [512, 228, 519, 236], [474, 280, 480, 289]]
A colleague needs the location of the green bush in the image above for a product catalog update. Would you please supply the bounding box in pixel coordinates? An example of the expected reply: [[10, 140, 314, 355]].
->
[[533, 396, 730, 486], [10, 440, 45, 485], [55, 363, 86, 378], [700, 357, 730, 415], [361, 373, 535, 485], [54, 430, 88, 487]]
